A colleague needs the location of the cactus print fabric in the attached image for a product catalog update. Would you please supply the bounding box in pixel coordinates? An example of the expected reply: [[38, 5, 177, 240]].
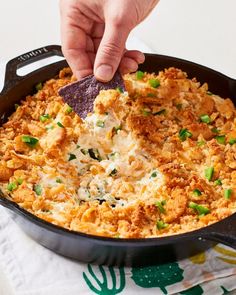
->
[[82, 245, 236, 294], [0, 206, 236, 295]]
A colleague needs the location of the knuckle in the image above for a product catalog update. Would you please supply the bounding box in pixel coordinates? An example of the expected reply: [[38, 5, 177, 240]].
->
[[62, 47, 74, 57], [108, 12, 134, 30], [100, 42, 122, 59], [110, 17, 130, 29], [110, 17, 125, 27]]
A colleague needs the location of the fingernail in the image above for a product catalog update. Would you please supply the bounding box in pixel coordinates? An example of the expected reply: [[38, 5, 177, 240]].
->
[[95, 64, 113, 82]]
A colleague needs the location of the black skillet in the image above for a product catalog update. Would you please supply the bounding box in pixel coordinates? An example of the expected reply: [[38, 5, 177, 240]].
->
[[0, 45, 236, 266]]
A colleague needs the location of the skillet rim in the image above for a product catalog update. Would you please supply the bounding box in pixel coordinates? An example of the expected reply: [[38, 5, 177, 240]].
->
[[1, 191, 236, 246]]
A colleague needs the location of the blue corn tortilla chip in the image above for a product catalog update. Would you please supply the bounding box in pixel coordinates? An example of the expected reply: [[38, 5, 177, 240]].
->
[[58, 72, 125, 119]]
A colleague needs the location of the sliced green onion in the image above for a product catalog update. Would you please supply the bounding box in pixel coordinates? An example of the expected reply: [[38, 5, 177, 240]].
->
[[200, 114, 211, 124], [109, 168, 117, 176], [21, 135, 39, 147], [68, 153, 76, 161], [35, 82, 43, 91], [189, 202, 210, 216], [88, 148, 102, 161], [56, 178, 62, 183], [205, 167, 214, 181], [179, 128, 192, 141], [57, 122, 64, 128], [214, 179, 222, 186], [197, 140, 205, 147], [142, 109, 152, 116], [156, 220, 168, 230], [66, 106, 73, 114], [15, 104, 19, 110], [229, 138, 236, 145], [224, 189, 232, 200], [116, 87, 124, 93], [80, 148, 88, 155], [176, 103, 182, 110], [17, 178, 23, 185], [149, 78, 160, 88], [40, 114, 51, 122], [46, 126, 54, 131], [155, 200, 166, 214], [34, 184, 42, 196], [7, 182, 18, 192], [136, 71, 144, 80], [207, 91, 213, 96], [215, 135, 226, 145], [153, 109, 166, 116], [150, 171, 158, 178], [193, 189, 202, 196], [211, 127, 220, 134], [96, 120, 105, 128]]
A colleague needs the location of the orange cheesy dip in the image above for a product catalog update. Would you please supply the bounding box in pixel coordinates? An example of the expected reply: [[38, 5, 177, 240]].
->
[[0, 67, 236, 238]]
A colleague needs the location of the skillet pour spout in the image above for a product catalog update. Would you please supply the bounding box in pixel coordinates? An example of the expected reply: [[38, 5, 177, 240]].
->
[[0, 45, 236, 266]]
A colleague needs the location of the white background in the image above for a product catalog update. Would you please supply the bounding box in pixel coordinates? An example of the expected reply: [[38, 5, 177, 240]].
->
[[0, 0, 236, 78]]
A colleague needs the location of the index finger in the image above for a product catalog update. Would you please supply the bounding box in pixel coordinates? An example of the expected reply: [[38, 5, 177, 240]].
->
[[60, 4, 93, 79]]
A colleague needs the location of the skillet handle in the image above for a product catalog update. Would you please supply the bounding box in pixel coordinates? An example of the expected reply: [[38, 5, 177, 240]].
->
[[1, 45, 64, 95], [202, 215, 236, 249]]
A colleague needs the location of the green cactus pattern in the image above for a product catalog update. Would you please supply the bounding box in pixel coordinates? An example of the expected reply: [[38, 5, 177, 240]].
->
[[131, 262, 184, 294], [180, 285, 204, 295], [83, 264, 125, 294], [221, 286, 230, 294]]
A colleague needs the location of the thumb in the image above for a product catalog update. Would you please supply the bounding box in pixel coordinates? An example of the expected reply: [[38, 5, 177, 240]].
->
[[94, 22, 130, 82]]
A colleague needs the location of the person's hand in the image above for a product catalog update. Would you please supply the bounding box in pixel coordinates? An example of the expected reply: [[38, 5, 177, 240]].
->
[[60, 0, 159, 82]]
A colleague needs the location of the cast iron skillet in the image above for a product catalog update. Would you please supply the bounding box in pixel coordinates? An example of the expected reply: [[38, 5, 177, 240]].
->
[[0, 45, 236, 266]]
